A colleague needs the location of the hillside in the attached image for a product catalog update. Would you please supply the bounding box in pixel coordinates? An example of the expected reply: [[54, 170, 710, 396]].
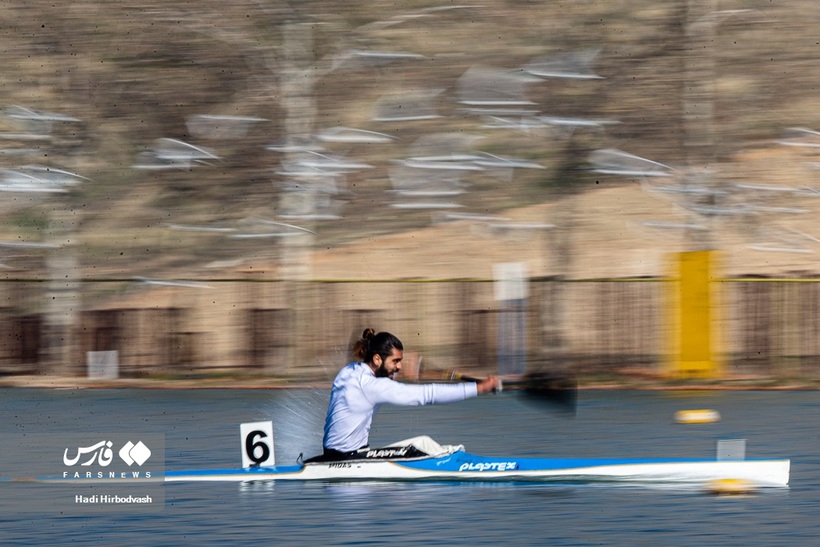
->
[[307, 147, 820, 281], [0, 1, 819, 286]]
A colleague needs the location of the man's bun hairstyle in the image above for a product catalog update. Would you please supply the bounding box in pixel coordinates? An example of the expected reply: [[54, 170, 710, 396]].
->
[[352, 328, 403, 363]]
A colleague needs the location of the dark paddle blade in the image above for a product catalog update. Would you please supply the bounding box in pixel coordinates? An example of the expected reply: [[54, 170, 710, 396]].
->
[[452, 371, 577, 416], [513, 373, 577, 416]]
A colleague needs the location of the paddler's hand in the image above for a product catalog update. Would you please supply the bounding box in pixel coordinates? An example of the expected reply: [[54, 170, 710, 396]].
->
[[476, 375, 500, 395]]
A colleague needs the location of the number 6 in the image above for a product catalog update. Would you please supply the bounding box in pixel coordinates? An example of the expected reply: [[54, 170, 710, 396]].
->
[[240, 421, 275, 468]]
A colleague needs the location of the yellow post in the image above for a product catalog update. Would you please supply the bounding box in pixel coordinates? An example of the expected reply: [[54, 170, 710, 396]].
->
[[668, 250, 721, 378]]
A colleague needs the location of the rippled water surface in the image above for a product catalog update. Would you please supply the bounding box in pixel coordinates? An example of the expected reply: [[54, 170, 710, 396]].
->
[[1, 388, 819, 545]]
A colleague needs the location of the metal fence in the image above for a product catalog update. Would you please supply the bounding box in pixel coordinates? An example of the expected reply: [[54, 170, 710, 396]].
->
[[1, 277, 819, 380]]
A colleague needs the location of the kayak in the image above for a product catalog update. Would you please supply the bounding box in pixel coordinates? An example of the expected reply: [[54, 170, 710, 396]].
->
[[165, 435, 790, 487]]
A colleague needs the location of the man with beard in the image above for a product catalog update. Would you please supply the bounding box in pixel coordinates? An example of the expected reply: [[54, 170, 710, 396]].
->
[[320, 328, 499, 460]]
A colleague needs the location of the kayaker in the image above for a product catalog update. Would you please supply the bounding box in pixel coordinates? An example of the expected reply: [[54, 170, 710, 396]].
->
[[320, 328, 499, 460]]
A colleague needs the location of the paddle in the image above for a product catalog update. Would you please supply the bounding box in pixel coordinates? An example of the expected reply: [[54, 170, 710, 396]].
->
[[449, 370, 578, 415]]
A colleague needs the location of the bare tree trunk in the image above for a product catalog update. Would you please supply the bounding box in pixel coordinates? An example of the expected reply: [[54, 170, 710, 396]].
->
[[682, 0, 719, 249], [44, 209, 81, 375], [540, 196, 576, 367], [683, 0, 718, 166], [278, 20, 318, 375], [539, 137, 587, 369]]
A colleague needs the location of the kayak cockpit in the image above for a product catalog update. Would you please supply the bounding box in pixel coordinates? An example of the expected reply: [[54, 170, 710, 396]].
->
[[301, 435, 464, 465]]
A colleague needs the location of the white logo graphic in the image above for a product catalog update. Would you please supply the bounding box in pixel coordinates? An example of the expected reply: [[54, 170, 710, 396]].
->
[[63, 440, 151, 467], [63, 441, 114, 467], [119, 441, 152, 466], [458, 461, 518, 472]]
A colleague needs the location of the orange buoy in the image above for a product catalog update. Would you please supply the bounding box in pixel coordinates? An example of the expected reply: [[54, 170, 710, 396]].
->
[[706, 478, 756, 495], [674, 409, 720, 424]]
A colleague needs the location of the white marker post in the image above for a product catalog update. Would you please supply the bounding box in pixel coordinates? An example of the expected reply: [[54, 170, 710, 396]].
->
[[240, 421, 275, 468], [493, 262, 529, 377]]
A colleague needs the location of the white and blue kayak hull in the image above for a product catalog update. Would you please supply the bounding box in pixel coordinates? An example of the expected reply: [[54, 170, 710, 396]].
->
[[165, 450, 790, 487]]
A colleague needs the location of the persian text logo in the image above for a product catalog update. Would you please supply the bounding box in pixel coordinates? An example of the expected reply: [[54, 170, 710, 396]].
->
[[63, 440, 152, 467], [63, 441, 115, 467]]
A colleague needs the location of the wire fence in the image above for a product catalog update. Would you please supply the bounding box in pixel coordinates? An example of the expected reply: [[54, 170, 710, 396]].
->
[[1, 277, 820, 380]]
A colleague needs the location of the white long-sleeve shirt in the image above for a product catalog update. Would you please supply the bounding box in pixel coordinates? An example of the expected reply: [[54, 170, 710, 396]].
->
[[323, 362, 478, 453]]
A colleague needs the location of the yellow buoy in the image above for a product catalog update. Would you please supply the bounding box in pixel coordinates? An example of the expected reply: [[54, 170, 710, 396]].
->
[[706, 478, 756, 495], [674, 409, 720, 424]]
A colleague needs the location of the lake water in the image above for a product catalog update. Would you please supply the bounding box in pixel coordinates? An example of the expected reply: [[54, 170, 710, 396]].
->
[[1, 388, 819, 545]]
